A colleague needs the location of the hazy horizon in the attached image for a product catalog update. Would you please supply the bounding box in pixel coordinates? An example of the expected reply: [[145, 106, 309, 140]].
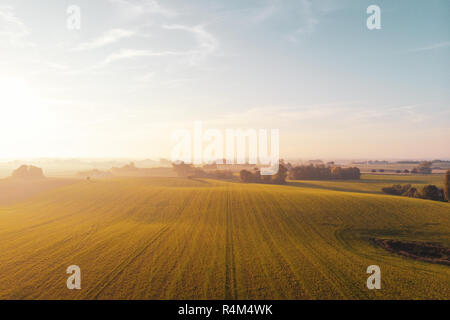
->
[[1, 156, 450, 164]]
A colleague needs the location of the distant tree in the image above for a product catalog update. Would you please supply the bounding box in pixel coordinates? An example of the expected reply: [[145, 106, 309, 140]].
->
[[330, 166, 343, 179], [420, 185, 445, 202], [371, 169, 377, 173], [11, 165, 45, 179], [403, 169, 409, 173], [285, 162, 294, 171], [271, 164, 288, 184], [400, 184, 412, 195], [172, 162, 195, 177], [404, 186, 419, 198], [252, 169, 262, 182], [240, 165, 287, 185], [396, 170, 401, 173], [240, 169, 254, 183], [411, 168, 418, 174], [213, 170, 233, 179], [261, 174, 272, 184], [445, 170, 450, 201], [343, 167, 360, 179]]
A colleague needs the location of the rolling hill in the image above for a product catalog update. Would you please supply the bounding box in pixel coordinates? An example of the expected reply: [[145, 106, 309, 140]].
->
[[0, 175, 448, 299]]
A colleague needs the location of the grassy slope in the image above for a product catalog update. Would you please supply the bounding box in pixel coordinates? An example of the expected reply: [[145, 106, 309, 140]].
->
[[288, 173, 444, 194], [0, 176, 448, 299], [0, 178, 78, 206]]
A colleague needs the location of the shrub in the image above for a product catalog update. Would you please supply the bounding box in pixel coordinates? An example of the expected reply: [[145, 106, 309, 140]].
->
[[403, 187, 419, 198], [382, 184, 411, 196], [381, 184, 445, 202]]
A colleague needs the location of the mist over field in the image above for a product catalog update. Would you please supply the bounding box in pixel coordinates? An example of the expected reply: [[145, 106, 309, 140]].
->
[[0, 0, 449, 301], [0, 161, 449, 299]]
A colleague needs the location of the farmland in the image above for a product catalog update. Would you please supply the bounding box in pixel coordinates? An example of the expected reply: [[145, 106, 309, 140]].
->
[[0, 174, 448, 299]]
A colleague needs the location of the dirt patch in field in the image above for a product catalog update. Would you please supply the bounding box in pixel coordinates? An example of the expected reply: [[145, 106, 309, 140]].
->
[[374, 239, 450, 266]]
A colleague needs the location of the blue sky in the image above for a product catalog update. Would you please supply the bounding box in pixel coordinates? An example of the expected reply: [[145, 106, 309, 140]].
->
[[0, 0, 449, 159]]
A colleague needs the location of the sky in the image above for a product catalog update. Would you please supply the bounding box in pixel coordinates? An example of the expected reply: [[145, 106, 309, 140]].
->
[[0, 0, 449, 160]]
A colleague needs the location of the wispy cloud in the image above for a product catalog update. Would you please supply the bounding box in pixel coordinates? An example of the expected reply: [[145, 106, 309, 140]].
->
[[98, 49, 186, 67], [410, 41, 450, 52], [204, 101, 363, 127], [95, 24, 219, 68], [285, 0, 319, 43], [71, 29, 137, 51], [251, 1, 279, 22], [286, 17, 318, 42], [346, 104, 431, 124], [162, 24, 219, 64], [136, 71, 156, 82], [108, 0, 176, 18], [206, 101, 436, 130], [0, 5, 34, 48]]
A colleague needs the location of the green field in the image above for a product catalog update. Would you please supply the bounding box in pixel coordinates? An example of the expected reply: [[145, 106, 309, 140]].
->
[[0, 174, 448, 299]]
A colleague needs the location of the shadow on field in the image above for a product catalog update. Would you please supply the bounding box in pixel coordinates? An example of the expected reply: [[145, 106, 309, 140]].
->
[[334, 226, 450, 268], [374, 239, 450, 266]]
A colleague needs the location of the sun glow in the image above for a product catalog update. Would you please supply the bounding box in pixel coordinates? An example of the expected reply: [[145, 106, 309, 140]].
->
[[0, 77, 38, 118], [0, 76, 57, 158]]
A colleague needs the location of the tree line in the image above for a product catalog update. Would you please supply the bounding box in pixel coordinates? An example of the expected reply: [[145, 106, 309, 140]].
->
[[382, 170, 450, 202], [172, 162, 233, 179], [240, 163, 360, 184], [239, 165, 288, 185], [288, 164, 360, 180]]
